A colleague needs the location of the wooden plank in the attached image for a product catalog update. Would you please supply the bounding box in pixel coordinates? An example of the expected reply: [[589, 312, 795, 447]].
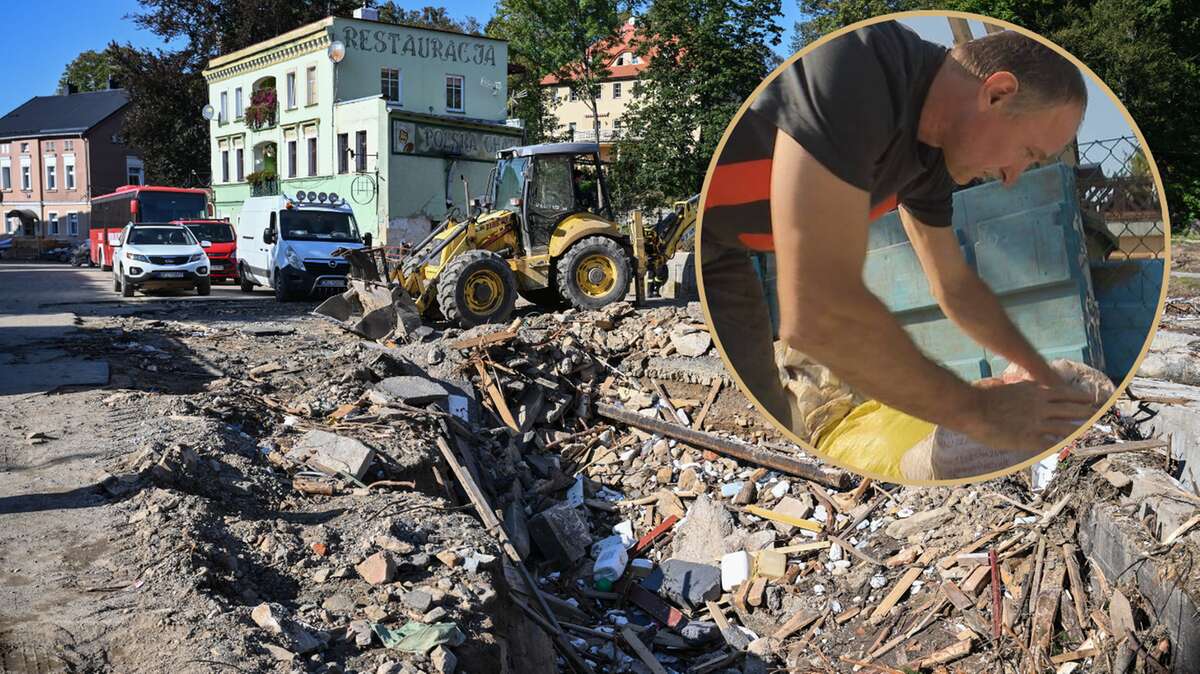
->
[[910, 639, 972, 668], [474, 361, 519, 432], [1031, 563, 1066, 666], [632, 514, 678, 556], [835, 606, 861, 624], [868, 566, 924, 625], [694, 379, 722, 430], [1069, 438, 1169, 459], [1108, 589, 1135, 639], [1061, 544, 1089, 633], [744, 504, 822, 532], [773, 609, 819, 641], [961, 565, 991, 595], [827, 533, 885, 566], [621, 627, 669, 674], [449, 327, 518, 350], [1051, 646, 1099, 664], [705, 600, 731, 632], [937, 529, 1008, 570]]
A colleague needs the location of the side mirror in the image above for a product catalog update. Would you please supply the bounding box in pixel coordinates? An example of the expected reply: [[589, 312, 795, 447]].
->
[[262, 228, 274, 244], [200, 240, 212, 248], [362, 232, 373, 248]]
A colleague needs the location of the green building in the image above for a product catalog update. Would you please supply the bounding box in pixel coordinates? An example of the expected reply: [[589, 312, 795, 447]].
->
[[202, 8, 522, 243]]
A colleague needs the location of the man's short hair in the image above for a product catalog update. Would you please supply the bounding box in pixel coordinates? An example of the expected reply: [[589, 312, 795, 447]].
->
[[951, 30, 1087, 114]]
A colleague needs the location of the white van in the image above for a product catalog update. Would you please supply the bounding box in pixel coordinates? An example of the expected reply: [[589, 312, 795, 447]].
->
[[236, 192, 369, 301]]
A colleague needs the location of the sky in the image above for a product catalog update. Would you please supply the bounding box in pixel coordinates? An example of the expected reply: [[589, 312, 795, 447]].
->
[[0, 2, 1132, 149]]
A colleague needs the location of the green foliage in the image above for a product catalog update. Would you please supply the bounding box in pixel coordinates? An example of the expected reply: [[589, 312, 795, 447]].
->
[[791, 0, 1200, 227], [610, 0, 783, 212], [376, 4, 482, 34], [58, 50, 118, 92], [493, 0, 628, 142]]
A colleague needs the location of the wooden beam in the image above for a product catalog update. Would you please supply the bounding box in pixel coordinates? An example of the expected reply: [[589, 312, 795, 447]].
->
[[869, 566, 923, 625]]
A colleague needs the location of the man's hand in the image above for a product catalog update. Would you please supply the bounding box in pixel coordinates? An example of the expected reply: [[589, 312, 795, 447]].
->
[[961, 380, 1099, 451]]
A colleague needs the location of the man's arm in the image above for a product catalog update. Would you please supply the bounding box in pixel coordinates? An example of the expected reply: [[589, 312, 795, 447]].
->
[[770, 129, 1095, 450], [897, 208, 1063, 387]]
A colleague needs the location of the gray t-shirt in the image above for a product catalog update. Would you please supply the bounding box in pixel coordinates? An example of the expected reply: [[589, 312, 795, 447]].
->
[[750, 22, 955, 226]]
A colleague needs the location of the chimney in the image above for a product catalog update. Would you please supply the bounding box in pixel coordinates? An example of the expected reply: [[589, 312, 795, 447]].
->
[[61, 82, 78, 95], [353, 3, 379, 21], [107, 75, 120, 90]]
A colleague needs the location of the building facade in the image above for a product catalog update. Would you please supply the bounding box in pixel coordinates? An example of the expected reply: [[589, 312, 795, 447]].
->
[[202, 11, 522, 244], [0, 88, 140, 241], [540, 21, 647, 162]]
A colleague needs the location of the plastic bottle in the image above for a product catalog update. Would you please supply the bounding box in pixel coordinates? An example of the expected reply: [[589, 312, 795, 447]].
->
[[592, 535, 629, 590]]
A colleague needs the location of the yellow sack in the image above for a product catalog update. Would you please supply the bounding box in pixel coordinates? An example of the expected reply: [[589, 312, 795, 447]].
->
[[816, 401, 935, 481]]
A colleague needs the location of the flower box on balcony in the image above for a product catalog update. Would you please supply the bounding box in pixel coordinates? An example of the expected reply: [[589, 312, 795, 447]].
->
[[246, 87, 278, 130]]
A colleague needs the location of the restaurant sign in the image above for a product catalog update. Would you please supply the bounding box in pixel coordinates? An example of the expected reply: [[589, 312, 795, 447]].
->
[[392, 120, 518, 161]]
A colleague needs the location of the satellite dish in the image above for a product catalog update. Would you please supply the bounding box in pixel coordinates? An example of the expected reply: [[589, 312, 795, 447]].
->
[[480, 77, 502, 96], [201, 104, 215, 121]]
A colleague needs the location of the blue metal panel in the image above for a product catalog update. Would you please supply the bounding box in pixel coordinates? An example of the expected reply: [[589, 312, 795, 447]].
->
[[1090, 259, 1163, 380]]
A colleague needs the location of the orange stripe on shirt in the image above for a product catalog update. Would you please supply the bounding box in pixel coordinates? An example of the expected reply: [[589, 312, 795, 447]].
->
[[706, 159, 772, 208], [732, 193, 899, 252]]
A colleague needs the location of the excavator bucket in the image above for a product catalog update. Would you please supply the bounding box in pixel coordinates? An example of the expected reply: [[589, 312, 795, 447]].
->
[[313, 247, 423, 342]]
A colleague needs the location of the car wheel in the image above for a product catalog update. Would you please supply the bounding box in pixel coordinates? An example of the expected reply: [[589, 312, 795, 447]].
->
[[120, 269, 134, 298], [273, 269, 292, 302], [239, 265, 255, 293], [113, 271, 121, 292], [196, 279, 211, 296]]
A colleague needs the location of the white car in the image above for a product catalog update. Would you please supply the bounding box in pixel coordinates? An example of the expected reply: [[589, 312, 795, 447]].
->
[[113, 223, 211, 297]]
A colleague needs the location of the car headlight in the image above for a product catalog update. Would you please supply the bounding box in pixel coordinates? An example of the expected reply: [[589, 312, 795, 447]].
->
[[189, 253, 205, 262], [126, 252, 149, 262], [285, 246, 305, 270]]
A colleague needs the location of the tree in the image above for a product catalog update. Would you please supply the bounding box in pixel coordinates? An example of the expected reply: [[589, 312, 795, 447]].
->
[[377, 4, 482, 34], [611, 0, 783, 212], [493, 0, 628, 144], [107, 46, 210, 187], [790, 0, 1200, 227], [59, 50, 118, 92]]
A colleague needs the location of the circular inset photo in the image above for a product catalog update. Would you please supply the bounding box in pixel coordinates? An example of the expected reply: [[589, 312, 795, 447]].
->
[[697, 11, 1169, 485]]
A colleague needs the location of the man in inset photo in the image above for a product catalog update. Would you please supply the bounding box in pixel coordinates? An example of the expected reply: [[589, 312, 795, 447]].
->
[[700, 20, 1112, 481]]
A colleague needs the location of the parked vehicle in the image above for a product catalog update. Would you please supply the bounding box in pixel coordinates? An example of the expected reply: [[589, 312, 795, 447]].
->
[[70, 242, 92, 267], [112, 222, 211, 297], [178, 219, 237, 283], [236, 192, 366, 302], [90, 185, 209, 270]]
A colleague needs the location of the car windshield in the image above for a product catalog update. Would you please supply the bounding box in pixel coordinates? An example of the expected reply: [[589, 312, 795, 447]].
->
[[128, 227, 196, 246], [139, 192, 207, 222], [279, 209, 360, 242], [492, 156, 529, 210], [184, 222, 235, 243]]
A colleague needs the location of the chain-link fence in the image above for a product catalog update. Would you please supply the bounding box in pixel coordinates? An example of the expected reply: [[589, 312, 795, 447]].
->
[[1073, 136, 1165, 380]]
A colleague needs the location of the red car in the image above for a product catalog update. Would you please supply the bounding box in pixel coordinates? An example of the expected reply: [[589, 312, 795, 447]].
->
[[177, 219, 238, 283]]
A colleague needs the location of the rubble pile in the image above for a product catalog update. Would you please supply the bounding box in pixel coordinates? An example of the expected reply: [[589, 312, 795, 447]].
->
[[57, 297, 1199, 673]]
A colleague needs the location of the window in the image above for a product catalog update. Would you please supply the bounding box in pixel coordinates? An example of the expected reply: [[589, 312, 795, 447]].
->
[[612, 82, 622, 99], [569, 88, 578, 102], [632, 55, 641, 64], [337, 133, 348, 174], [45, 161, 56, 190], [48, 212, 58, 235], [64, 140, 73, 151], [613, 119, 622, 130], [0, 143, 8, 154], [287, 139, 297, 178], [20, 142, 29, 153], [127, 156, 144, 185], [0, 159, 9, 190], [45, 141, 55, 152], [219, 91, 228, 123], [235, 147, 244, 182], [306, 66, 317, 105], [356, 131, 367, 172], [65, 160, 75, 190], [68, 212, 79, 236], [615, 54, 624, 66], [381, 68, 401, 103], [221, 148, 230, 183], [286, 71, 297, 109], [307, 137, 317, 176], [235, 87, 243, 119], [21, 164, 31, 190], [568, 122, 576, 138], [445, 75, 464, 112]]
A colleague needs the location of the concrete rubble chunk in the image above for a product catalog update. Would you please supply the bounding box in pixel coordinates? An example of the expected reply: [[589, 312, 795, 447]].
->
[[356, 551, 396, 585], [401, 589, 434, 613], [768, 495, 814, 535], [885, 506, 953, 540], [372, 375, 449, 406], [529, 504, 592, 566], [431, 645, 458, 674], [659, 558, 722, 609], [671, 494, 734, 563], [287, 429, 376, 481], [669, 325, 712, 357]]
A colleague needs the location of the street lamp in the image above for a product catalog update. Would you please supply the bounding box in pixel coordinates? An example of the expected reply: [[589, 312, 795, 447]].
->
[[201, 104, 215, 121], [327, 41, 346, 64]]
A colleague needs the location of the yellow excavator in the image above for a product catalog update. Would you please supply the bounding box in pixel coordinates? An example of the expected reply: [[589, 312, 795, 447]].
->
[[315, 142, 697, 338]]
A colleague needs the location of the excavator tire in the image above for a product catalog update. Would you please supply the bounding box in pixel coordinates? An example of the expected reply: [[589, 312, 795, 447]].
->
[[556, 236, 631, 310], [437, 249, 517, 327]]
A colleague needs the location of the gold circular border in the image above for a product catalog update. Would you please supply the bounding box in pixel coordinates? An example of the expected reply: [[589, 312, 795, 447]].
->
[[696, 9, 1173, 487]]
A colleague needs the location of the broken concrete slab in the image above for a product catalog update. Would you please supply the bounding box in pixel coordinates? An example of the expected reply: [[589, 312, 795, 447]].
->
[[768, 495, 814, 536], [885, 506, 953, 540], [669, 326, 712, 357], [671, 495, 735, 564], [529, 504, 592, 567], [372, 375, 449, 406], [287, 430, 375, 481], [356, 552, 396, 585]]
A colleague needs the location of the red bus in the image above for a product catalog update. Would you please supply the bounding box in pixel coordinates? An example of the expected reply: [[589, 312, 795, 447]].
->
[[89, 185, 209, 269]]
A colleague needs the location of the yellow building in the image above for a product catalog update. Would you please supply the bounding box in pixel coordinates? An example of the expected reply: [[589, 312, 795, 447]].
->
[[540, 22, 647, 162]]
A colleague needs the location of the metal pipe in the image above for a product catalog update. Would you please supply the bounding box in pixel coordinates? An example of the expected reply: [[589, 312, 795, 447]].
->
[[596, 403, 849, 490]]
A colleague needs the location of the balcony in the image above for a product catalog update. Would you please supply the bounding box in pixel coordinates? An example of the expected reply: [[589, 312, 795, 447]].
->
[[571, 128, 623, 143], [246, 86, 279, 131], [249, 170, 279, 196]]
